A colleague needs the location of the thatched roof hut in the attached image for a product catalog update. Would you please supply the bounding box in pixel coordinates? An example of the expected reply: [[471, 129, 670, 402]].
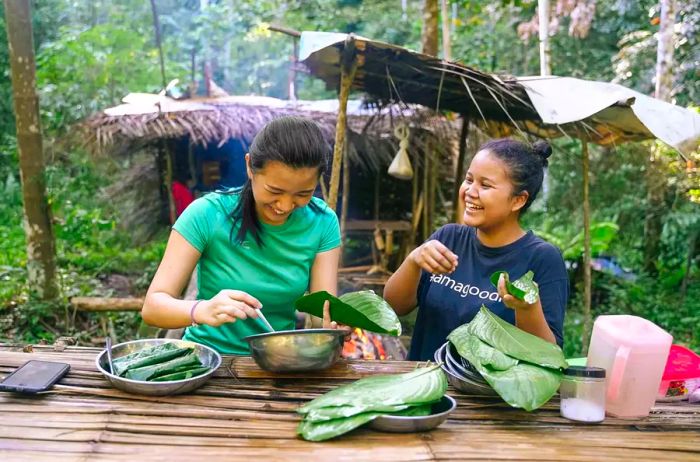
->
[[84, 94, 460, 252]]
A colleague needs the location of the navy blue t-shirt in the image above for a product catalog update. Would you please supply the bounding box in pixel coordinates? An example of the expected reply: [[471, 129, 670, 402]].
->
[[408, 224, 569, 361]]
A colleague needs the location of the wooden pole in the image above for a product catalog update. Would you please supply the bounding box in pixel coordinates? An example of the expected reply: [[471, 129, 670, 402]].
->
[[327, 36, 358, 210], [440, 0, 451, 61], [581, 139, 593, 355], [340, 141, 350, 265], [422, 140, 430, 240], [164, 143, 176, 224], [453, 116, 469, 222], [429, 139, 437, 234]]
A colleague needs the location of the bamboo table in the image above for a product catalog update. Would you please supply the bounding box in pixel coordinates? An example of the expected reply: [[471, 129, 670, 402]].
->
[[1, 344, 699, 461]]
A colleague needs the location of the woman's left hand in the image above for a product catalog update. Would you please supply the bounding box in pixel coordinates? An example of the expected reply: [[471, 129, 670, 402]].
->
[[497, 273, 538, 312], [322, 300, 352, 338]]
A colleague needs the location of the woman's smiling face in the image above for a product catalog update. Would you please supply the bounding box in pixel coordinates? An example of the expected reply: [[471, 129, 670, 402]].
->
[[247, 158, 319, 225], [459, 149, 527, 230]]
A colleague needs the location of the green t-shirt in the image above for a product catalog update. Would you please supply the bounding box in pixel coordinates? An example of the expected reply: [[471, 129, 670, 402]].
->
[[173, 190, 341, 354]]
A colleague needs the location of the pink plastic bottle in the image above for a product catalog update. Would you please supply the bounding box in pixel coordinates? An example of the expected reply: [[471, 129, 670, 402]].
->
[[586, 315, 672, 418]]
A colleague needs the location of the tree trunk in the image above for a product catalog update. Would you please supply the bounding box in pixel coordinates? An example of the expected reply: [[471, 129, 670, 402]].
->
[[538, 0, 551, 76], [4, 0, 59, 300], [149, 0, 167, 89], [644, 0, 676, 274], [440, 0, 451, 61], [421, 0, 439, 57]]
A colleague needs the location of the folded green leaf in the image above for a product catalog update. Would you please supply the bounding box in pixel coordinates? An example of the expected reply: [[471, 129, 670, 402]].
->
[[112, 344, 192, 377], [125, 351, 202, 381], [151, 366, 211, 382], [297, 411, 380, 442], [294, 290, 402, 336], [489, 270, 538, 304], [464, 306, 567, 370]]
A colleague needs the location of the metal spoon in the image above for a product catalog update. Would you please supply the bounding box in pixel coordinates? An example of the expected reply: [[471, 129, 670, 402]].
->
[[105, 336, 115, 374], [255, 308, 275, 332]]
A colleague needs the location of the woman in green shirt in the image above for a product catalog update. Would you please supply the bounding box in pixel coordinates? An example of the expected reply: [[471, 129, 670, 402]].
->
[[142, 117, 342, 354]]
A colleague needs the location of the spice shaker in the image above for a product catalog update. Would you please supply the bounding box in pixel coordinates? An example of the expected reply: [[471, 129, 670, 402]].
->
[[560, 366, 606, 423]]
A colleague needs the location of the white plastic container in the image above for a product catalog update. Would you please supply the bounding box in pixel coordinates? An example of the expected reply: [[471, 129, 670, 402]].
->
[[560, 366, 606, 423], [586, 315, 672, 418]]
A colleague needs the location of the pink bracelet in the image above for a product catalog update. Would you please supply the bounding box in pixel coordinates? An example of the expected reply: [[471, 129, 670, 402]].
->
[[190, 300, 203, 327]]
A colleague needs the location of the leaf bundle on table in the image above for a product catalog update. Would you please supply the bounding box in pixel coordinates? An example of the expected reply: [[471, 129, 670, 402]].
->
[[297, 366, 447, 441], [447, 306, 567, 411]]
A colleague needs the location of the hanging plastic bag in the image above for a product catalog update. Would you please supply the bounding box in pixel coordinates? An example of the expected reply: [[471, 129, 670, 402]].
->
[[388, 124, 413, 180]]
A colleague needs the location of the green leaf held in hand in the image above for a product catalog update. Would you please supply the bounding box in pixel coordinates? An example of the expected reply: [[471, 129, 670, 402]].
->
[[490, 270, 539, 304], [295, 290, 402, 336]]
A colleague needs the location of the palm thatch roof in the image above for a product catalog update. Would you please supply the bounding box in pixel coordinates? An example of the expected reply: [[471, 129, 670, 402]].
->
[[82, 94, 458, 172]]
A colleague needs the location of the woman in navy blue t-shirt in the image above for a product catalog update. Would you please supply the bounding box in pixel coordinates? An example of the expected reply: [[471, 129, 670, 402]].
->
[[384, 138, 569, 361]]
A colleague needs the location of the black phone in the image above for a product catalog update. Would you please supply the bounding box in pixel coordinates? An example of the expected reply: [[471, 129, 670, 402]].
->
[[0, 360, 70, 393]]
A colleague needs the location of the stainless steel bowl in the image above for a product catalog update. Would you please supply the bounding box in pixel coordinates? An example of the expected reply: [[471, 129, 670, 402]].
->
[[368, 395, 457, 433], [244, 328, 345, 372], [435, 342, 499, 397], [95, 338, 221, 396]]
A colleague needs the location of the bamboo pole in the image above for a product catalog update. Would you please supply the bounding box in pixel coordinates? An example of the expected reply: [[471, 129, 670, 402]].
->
[[327, 36, 358, 211], [453, 116, 469, 222], [429, 140, 438, 233], [340, 140, 350, 264], [581, 139, 593, 354], [164, 142, 176, 224], [422, 140, 430, 240]]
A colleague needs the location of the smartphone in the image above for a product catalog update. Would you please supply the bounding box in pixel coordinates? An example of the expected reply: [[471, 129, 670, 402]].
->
[[0, 360, 70, 393]]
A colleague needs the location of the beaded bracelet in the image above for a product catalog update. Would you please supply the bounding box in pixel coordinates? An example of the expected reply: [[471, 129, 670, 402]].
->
[[189, 300, 203, 327]]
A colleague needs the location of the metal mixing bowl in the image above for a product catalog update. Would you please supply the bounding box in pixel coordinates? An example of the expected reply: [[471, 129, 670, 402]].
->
[[95, 338, 221, 396], [368, 395, 457, 433], [244, 328, 346, 372]]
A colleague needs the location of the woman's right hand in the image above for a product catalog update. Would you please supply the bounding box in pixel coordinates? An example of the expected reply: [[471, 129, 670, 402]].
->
[[193, 290, 262, 327], [409, 240, 458, 274]]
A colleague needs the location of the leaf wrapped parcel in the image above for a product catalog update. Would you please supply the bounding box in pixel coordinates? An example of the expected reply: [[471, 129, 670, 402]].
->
[[447, 306, 566, 411], [111, 343, 191, 377], [297, 366, 446, 441], [490, 270, 539, 304], [295, 290, 402, 336]]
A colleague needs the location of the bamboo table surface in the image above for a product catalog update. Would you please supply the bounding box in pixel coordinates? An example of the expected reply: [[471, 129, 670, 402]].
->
[[0, 344, 698, 462]]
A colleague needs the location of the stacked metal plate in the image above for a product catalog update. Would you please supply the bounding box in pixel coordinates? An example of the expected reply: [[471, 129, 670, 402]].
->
[[434, 341, 499, 397]]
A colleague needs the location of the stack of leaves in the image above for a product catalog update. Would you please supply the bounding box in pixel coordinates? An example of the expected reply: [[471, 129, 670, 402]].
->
[[297, 366, 447, 441], [111, 343, 211, 382], [295, 290, 402, 336], [447, 306, 567, 411]]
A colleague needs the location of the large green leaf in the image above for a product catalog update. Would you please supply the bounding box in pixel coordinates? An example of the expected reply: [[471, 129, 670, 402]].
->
[[297, 404, 434, 442], [297, 366, 446, 441], [294, 290, 402, 336], [463, 306, 567, 370], [489, 270, 538, 304], [298, 366, 446, 416], [449, 333, 561, 411]]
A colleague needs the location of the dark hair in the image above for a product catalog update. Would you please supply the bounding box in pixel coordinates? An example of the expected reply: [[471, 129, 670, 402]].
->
[[227, 116, 330, 247], [479, 138, 552, 215]]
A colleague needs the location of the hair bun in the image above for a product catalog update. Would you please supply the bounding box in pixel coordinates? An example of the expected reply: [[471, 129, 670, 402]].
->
[[533, 140, 552, 166]]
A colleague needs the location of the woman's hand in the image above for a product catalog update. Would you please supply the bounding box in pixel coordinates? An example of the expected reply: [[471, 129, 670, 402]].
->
[[497, 273, 538, 312], [193, 290, 262, 327], [322, 300, 352, 338], [409, 240, 458, 274]]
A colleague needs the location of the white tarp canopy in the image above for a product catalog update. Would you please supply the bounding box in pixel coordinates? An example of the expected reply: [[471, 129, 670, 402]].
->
[[516, 76, 700, 155]]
